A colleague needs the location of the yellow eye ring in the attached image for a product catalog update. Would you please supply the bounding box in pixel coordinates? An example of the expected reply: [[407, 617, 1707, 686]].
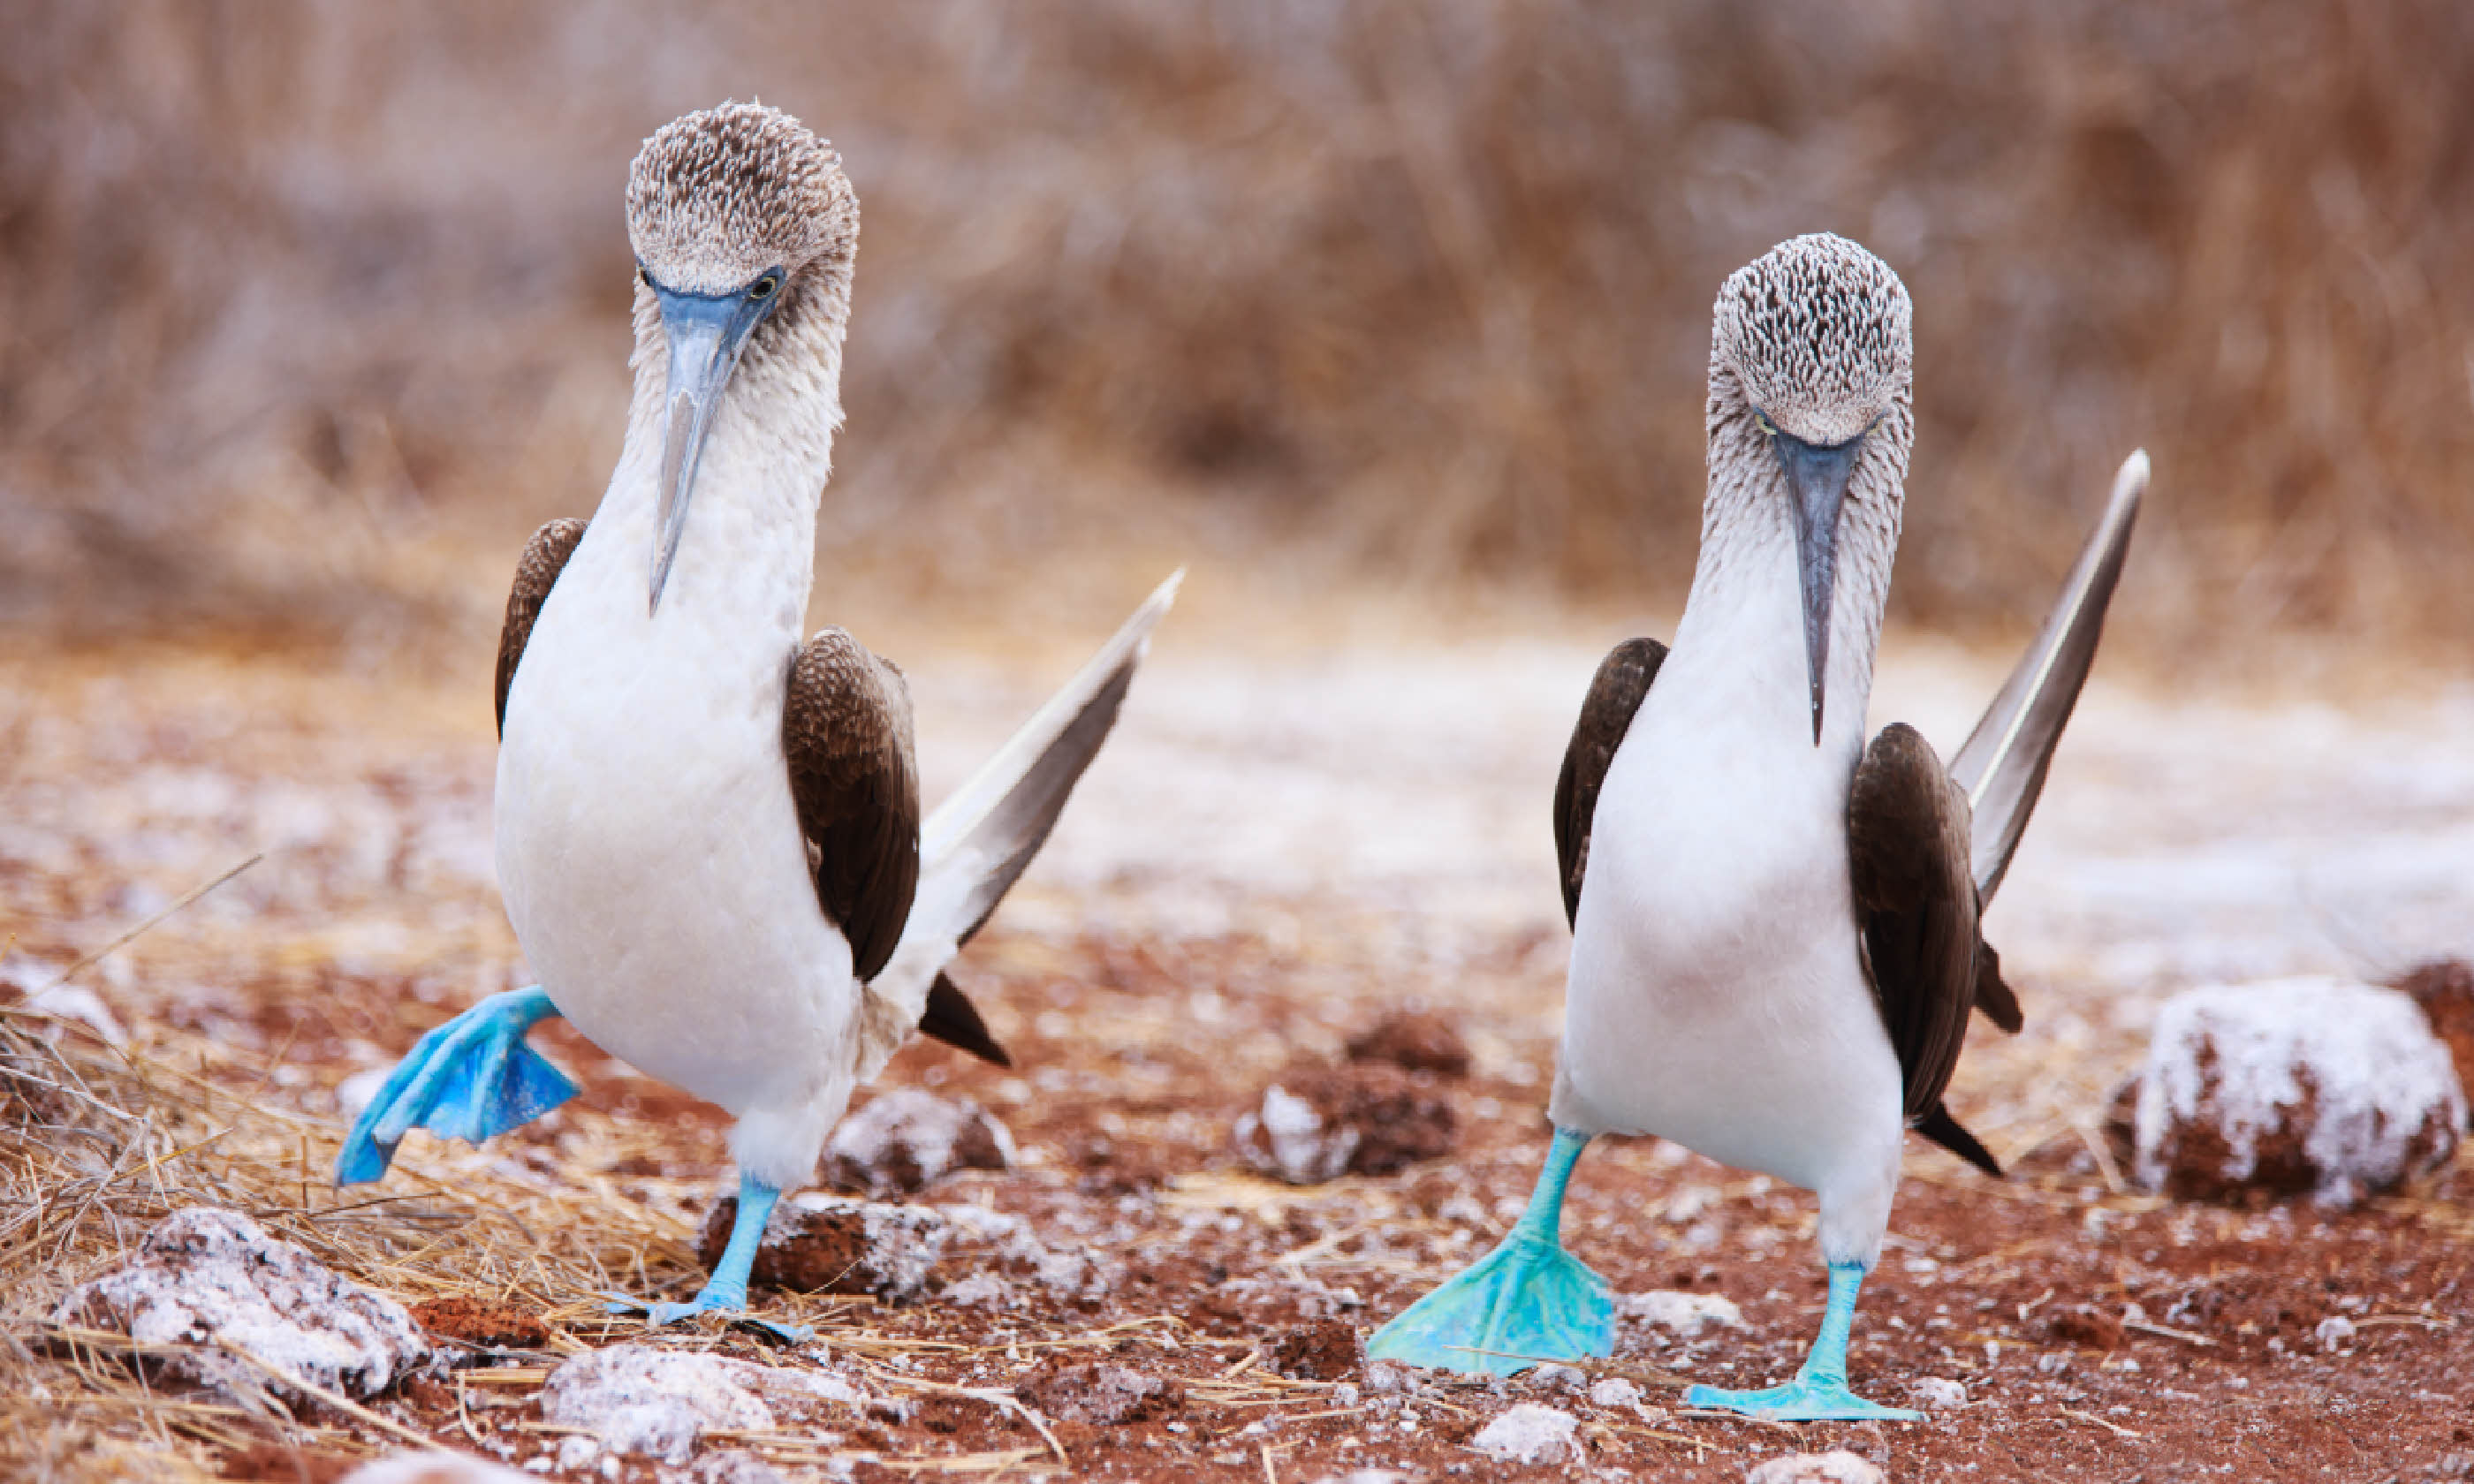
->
[[750, 273, 782, 300], [1752, 411, 1778, 437]]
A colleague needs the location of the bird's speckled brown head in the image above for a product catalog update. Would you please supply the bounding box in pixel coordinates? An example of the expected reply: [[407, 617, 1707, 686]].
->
[[626, 102, 857, 304], [1712, 233, 1912, 448]]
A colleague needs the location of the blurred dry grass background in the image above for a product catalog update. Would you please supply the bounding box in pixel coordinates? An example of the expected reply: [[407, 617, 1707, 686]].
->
[[3, 0, 2470, 655]]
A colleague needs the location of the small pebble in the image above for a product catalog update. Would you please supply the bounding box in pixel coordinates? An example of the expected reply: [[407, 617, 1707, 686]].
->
[[1745, 1449, 1887, 1484], [1469, 1404, 1580, 1465], [1912, 1375, 1968, 1410], [2315, 1314, 2357, 1351], [1588, 1376, 1643, 1408]]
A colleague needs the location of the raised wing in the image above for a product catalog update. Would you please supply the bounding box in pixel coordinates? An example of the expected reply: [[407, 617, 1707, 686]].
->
[[1848, 723, 2007, 1176], [494, 519, 588, 738], [783, 629, 922, 986], [856, 572, 1182, 1081], [1552, 639, 1668, 927], [1949, 450, 2146, 901]]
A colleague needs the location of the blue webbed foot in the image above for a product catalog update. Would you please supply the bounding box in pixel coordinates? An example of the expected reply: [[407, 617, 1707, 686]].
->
[[334, 986, 576, 1185], [1369, 1128, 1612, 1375], [1685, 1259, 1919, 1421], [604, 1172, 811, 1344], [1685, 1375, 1920, 1422]]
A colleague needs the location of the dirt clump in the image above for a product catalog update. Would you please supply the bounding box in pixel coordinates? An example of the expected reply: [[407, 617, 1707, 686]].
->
[[2395, 957, 2474, 1125], [1014, 1360, 1183, 1426], [407, 1296, 550, 1351], [1346, 1009, 1471, 1078], [2045, 1304, 2126, 1350], [218, 1442, 359, 1483], [822, 1087, 1014, 1196], [1233, 1061, 1456, 1183], [1267, 1318, 1360, 1380]]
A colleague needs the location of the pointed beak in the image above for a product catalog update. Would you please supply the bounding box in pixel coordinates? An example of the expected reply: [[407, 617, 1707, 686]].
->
[[1769, 427, 1865, 746], [647, 271, 782, 614]]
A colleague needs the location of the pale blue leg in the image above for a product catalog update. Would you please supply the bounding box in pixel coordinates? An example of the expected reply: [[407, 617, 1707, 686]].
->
[[1685, 1260, 1921, 1420], [334, 986, 577, 1185], [605, 1172, 812, 1344], [1367, 1127, 1612, 1374]]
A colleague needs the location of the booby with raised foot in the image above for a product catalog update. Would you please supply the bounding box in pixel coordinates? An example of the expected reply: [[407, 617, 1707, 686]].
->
[[334, 102, 1180, 1336], [1369, 233, 2144, 1419]]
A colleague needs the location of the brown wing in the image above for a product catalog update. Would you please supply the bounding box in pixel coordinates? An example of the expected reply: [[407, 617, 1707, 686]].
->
[[1847, 722, 2019, 1176], [1552, 639, 1668, 928], [783, 630, 922, 985], [495, 519, 588, 738]]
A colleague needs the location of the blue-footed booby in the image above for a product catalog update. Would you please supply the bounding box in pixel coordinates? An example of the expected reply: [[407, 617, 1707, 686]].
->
[[1369, 233, 2145, 1419], [334, 102, 1180, 1335]]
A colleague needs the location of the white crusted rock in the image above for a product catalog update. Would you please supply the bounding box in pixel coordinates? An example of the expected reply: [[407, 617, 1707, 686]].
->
[[2132, 978, 2464, 1206], [1617, 1289, 1743, 1338], [823, 1088, 1014, 1196], [1235, 1084, 1355, 1184], [1911, 1375, 1967, 1410], [1588, 1375, 1643, 1408], [694, 1192, 1113, 1307], [1469, 1403, 1579, 1464], [1745, 1450, 1886, 1484], [54, 1208, 429, 1398], [339, 1453, 538, 1484], [540, 1344, 876, 1465]]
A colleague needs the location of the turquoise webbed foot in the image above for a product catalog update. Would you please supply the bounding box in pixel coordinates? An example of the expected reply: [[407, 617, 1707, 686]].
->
[[335, 986, 576, 1185], [1369, 1127, 1612, 1375], [604, 1173, 812, 1344], [1685, 1375, 1920, 1421], [1685, 1260, 1920, 1422]]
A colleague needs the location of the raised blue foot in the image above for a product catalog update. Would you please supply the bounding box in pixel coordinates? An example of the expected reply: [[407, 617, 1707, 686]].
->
[[335, 986, 577, 1185], [1685, 1261, 1920, 1421], [605, 1173, 812, 1344], [1369, 1127, 1612, 1375]]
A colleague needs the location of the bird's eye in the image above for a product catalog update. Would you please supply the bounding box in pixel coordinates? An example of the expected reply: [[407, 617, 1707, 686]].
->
[[750, 273, 782, 300], [636, 265, 651, 288], [1753, 411, 1779, 438]]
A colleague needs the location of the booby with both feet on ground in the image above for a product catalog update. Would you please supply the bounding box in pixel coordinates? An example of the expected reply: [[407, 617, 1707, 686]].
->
[[1370, 232, 2145, 1419], [335, 102, 1179, 1336]]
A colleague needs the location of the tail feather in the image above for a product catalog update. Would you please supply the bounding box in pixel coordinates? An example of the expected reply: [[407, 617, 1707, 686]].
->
[[1915, 1102, 2004, 1177], [1949, 451, 2145, 904], [919, 972, 1012, 1067], [858, 571, 1180, 1079]]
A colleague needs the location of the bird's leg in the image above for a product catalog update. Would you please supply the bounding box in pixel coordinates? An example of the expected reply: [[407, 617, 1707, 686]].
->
[[607, 1171, 812, 1344], [334, 986, 577, 1185], [1685, 1260, 1921, 1420], [1366, 1126, 1613, 1374]]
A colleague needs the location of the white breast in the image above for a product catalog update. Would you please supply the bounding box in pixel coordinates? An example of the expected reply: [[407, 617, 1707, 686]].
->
[[493, 427, 855, 1141], [1553, 526, 1904, 1257]]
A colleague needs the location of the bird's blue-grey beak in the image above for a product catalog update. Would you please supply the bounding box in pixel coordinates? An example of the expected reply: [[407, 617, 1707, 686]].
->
[[647, 267, 785, 614], [1769, 426, 1864, 746]]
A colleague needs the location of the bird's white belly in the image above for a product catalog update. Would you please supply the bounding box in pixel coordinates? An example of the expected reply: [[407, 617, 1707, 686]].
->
[[1557, 675, 1903, 1212], [494, 588, 854, 1121]]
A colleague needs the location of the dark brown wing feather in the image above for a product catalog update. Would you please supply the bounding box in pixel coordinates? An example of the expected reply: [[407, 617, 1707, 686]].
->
[[1552, 639, 1669, 927], [495, 519, 588, 738], [1848, 722, 2016, 1177], [783, 630, 922, 985]]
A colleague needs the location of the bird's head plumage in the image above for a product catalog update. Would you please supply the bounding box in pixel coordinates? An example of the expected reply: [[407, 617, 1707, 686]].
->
[[1705, 234, 1916, 745], [1711, 232, 1913, 447], [622, 102, 860, 613]]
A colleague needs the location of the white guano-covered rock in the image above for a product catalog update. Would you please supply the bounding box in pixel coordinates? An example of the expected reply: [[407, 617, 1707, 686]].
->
[[1617, 1289, 1743, 1338], [1469, 1403, 1580, 1464], [1746, 1450, 1886, 1484], [54, 1208, 429, 1398], [338, 1453, 538, 1484], [2132, 977, 2464, 1206], [823, 1088, 1014, 1196], [539, 1344, 875, 1465]]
